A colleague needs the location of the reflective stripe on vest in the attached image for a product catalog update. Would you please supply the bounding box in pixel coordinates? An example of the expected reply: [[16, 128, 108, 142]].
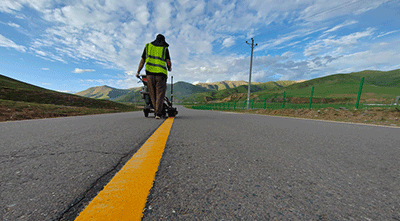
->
[[145, 43, 168, 75]]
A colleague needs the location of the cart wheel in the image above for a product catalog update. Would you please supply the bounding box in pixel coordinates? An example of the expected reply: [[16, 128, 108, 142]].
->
[[168, 109, 177, 117], [144, 110, 149, 117]]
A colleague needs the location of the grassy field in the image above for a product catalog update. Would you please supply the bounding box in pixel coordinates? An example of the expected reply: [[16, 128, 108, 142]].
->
[[188, 70, 400, 127], [184, 69, 400, 105], [186, 69, 400, 107], [0, 75, 138, 122]]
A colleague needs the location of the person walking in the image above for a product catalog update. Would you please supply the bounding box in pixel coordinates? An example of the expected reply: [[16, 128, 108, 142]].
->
[[136, 34, 172, 119]]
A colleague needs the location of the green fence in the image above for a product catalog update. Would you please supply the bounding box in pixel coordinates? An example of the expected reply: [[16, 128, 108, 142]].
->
[[191, 78, 399, 111]]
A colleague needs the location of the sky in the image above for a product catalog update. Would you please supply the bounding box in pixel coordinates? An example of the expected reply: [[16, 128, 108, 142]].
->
[[1, 0, 400, 93]]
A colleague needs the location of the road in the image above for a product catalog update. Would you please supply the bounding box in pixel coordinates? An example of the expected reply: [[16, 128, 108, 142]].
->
[[1, 107, 399, 220], [1, 112, 163, 221]]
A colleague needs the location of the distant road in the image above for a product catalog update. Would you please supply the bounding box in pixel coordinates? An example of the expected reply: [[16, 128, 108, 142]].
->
[[1, 107, 399, 220]]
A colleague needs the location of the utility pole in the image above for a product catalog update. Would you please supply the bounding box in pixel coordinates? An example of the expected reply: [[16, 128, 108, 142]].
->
[[246, 38, 257, 109]]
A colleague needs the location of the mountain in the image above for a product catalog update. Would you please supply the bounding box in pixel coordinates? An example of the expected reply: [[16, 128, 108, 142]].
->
[[75, 85, 133, 100], [182, 80, 299, 103], [195, 80, 262, 90], [112, 81, 211, 103], [76, 80, 300, 103], [167, 81, 210, 97], [75, 69, 400, 104]]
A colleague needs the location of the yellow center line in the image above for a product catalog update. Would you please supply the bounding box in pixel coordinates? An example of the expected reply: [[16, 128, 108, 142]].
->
[[75, 117, 175, 221]]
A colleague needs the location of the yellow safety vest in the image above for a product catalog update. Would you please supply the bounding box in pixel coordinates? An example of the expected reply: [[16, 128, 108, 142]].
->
[[145, 43, 168, 76]]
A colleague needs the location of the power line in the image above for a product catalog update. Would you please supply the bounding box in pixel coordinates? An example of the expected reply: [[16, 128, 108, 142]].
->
[[251, 0, 395, 47], [303, 0, 362, 20]]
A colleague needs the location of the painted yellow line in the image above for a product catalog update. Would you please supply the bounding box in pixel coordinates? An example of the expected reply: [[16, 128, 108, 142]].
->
[[75, 117, 175, 221]]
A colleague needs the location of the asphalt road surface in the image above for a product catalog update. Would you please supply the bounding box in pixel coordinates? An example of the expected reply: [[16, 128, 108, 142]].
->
[[1, 107, 399, 220], [1, 112, 163, 221]]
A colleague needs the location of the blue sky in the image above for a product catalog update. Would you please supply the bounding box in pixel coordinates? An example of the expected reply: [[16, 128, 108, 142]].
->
[[1, 0, 400, 93]]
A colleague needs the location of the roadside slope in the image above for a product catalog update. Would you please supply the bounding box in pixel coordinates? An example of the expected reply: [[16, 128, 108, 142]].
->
[[0, 74, 137, 121]]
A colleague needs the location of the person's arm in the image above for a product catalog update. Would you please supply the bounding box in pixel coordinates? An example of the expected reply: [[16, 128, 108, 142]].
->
[[136, 58, 145, 77], [165, 48, 172, 72], [166, 59, 172, 72]]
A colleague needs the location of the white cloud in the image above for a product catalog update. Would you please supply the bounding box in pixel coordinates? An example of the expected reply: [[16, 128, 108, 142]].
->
[[222, 37, 235, 48], [281, 51, 294, 58], [42, 68, 49, 71], [191, 0, 205, 16], [35, 50, 47, 56], [136, 4, 150, 26], [299, 0, 390, 22], [376, 30, 400, 38], [73, 68, 95, 73], [155, 1, 172, 32], [79, 79, 106, 85], [0, 34, 26, 52], [57, 90, 76, 94], [125, 71, 136, 76], [304, 28, 375, 57], [327, 39, 400, 72], [0, 0, 23, 13], [324, 20, 358, 34], [7, 22, 20, 28], [256, 26, 327, 52]]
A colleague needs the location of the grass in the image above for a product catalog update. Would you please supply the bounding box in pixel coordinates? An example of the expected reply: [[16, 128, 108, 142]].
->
[[0, 99, 137, 121], [190, 100, 398, 111], [1, 74, 139, 122], [0, 99, 138, 121]]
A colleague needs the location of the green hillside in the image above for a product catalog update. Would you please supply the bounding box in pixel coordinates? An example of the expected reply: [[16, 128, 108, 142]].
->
[[252, 70, 400, 104], [113, 90, 141, 103], [0, 75, 48, 91], [167, 81, 210, 97], [0, 74, 136, 121], [349, 69, 400, 87], [184, 69, 400, 104]]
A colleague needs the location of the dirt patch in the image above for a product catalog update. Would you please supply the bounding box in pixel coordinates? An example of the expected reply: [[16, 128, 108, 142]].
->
[[289, 97, 353, 104], [221, 93, 259, 102], [240, 107, 400, 127]]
